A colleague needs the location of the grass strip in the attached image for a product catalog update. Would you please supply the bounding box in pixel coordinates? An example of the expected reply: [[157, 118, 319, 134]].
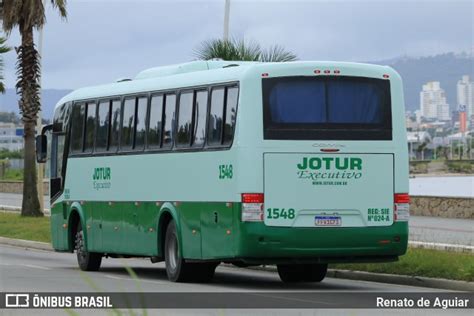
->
[[0, 211, 50, 243], [1, 211, 473, 281], [330, 247, 474, 282]]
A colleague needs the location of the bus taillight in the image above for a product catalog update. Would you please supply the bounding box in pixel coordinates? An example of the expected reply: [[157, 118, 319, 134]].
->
[[394, 193, 410, 222], [241, 193, 264, 222]]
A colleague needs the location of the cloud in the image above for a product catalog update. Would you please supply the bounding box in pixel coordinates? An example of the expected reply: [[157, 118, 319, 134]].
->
[[2, 0, 472, 89]]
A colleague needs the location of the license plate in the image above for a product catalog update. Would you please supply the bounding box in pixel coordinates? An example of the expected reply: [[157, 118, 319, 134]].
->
[[315, 215, 342, 226]]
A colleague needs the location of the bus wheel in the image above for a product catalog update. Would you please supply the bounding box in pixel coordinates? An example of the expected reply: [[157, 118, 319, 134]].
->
[[164, 220, 217, 282], [164, 220, 190, 282], [277, 264, 327, 283], [75, 222, 102, 271], [304, 263, 328, 282]]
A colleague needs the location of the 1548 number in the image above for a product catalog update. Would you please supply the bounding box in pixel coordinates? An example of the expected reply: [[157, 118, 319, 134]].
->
[[266, 208, 296, 220], [219, 164, 233, 179]]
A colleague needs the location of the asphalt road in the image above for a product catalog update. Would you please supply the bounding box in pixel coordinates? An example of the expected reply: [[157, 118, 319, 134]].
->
[[1, 192, 472, 246], [0, 244, 446, 294], [0, 193, 49, 211], [1, 245, 472, 315], [409, 216, 473, 246]]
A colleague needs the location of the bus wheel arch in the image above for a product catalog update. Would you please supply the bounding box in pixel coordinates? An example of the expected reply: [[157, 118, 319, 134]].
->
[[158, 211, 172, 258], [68, 208, 82, 253], [157, 204, 181, 258], [67, 205, 102, 271], [75, 219, 102, 271], [163, 217, 217, 283]]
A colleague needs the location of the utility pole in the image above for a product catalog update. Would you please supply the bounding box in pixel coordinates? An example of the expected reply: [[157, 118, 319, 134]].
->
[[223, 0, 230, 41], [36, 1, 45, 212]]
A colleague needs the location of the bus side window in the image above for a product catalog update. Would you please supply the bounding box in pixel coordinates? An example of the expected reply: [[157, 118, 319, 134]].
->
[[84, 102, 97, 153], [176, 91, 193, 147], [50, 132, 65, 198], [135, 97, 148, 150], [109, 100, 121, 152], [193, 90, 208, 148], [56, 135, 65, 179], [96, 100, 110, 152], [162, 93, 176, 149], [223, 86, 238, 145], [70, 103, 85, 153], [207, 87, 225, 146], [121, 97, 135, 151], [148, 95, 163, 149]]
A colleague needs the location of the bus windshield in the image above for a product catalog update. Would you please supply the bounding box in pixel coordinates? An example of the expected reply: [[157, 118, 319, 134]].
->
[[262, 76, 392, 140]]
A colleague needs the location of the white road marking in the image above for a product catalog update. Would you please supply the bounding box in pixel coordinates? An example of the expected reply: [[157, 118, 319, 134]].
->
[[252, 292, 337, 306], [22, 264, 52, 270], [0, 262, 51, 270], [103, 274, 170, 286]]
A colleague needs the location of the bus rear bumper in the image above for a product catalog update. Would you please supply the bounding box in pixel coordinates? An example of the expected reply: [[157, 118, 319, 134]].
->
[[233, 222, 408, 264]]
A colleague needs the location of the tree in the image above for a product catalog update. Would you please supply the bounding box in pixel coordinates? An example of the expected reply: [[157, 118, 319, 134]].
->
[[0, 36, 11, 93], [416, 142, 428, 160], [194, 38, 297, 62], [2, 0, 67, 216]]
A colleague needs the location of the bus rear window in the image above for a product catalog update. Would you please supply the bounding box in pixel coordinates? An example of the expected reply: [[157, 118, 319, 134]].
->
[[262, 76, 392, 140]]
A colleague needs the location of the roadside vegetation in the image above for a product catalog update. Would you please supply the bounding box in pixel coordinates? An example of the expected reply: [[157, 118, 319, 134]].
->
[[332, 248, 474, 282], [0, 167, 23, 180], [409, 159, 474, 174], [0, 149, 24, 159], [446, 160, 473, 173], [0, 212, 472, 281], [0, 212, 50, 242]]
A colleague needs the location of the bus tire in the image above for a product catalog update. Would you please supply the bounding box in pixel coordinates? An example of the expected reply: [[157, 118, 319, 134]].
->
[[277, 263, 327, 283], [304, 263, 328, 282], [164, 220, 192, 282], [75, 222, 102, 271], [164, 221, 217, 283]]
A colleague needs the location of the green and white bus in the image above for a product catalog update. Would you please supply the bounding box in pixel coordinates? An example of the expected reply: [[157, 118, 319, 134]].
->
[[37, 60, 409, 283]]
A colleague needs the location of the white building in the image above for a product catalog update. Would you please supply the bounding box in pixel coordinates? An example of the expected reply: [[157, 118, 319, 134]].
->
[[414, 109, 422, 124], [0, 123, 24, 151], [420, 81, 450, 121], [456, 75, 474, 128]]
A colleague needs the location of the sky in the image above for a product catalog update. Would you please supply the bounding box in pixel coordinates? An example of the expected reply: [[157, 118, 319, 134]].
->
[[2, 0, 473, 90]]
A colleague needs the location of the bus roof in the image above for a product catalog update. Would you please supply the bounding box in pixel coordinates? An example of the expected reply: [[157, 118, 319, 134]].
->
[[55, 60, 395, 111]]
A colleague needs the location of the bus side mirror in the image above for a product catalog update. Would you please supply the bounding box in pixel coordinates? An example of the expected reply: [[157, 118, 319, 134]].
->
[[36, 134, 47, 163]]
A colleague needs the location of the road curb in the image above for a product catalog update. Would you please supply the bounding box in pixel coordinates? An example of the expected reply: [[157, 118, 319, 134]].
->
[[0, 236, 53, 251], [0, 205, 22, 212], [327, 269, 474, 292], [0, 205, 51, 215], [409, 241, 474, 254], [1, 236, 473, 291]]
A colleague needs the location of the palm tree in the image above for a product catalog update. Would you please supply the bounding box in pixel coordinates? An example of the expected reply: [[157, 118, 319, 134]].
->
[[260, 44, 298, 62], [2, 0, 67, 216], [0, 36, 11, 93], [194, 38, 297, 62]]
